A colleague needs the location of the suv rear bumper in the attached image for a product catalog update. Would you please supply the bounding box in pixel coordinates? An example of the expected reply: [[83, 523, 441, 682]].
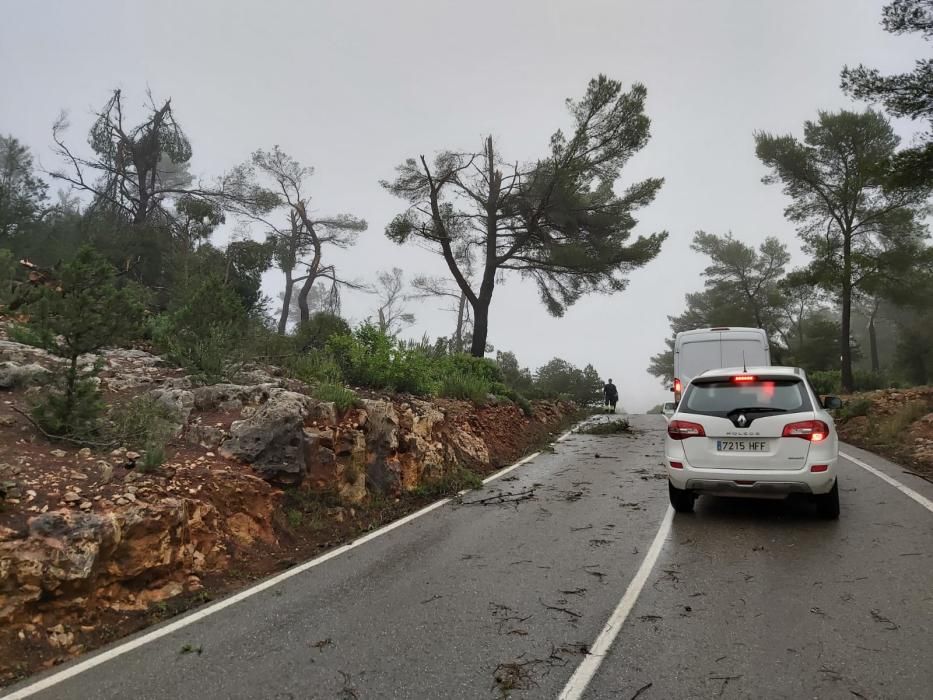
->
[[682, 478, 822, 497], [666, 458, 837, 496]]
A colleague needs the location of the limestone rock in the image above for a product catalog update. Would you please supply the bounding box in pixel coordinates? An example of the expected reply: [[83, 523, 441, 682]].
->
[[0, 361, 51, 389], [220, 389, 319, 481], [96, 461, 113, 485], [185, 423, 227, 450], [149, 387, 195, 425], [192, 383, 275, 412]]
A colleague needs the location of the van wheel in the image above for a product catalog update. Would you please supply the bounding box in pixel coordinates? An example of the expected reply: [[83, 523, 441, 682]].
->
[[669, 482, 695, 513], [815, 480, 840, 520]]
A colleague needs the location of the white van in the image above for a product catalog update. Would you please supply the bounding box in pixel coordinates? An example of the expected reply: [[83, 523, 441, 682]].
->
[[672, 327, 770, 402]]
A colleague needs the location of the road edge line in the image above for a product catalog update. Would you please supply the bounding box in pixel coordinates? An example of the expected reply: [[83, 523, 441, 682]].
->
[[558, 506, 675, 700], [840, 450, 933, 514], [3, 418, 589, 699]]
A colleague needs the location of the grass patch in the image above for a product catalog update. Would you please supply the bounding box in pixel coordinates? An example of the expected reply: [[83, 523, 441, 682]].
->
[[440, 371, 491, 404], [279, 486, 343, 533], [106, 395, 177, 449], [314, 382, 359, 412], [412, 467, 483, 498], [139, 442, 166, 472], [839, 397, 872, 420], [286, 508, 303, 528], [876, 401, 929, 445], [283, 351, 343, 386], [578, 418, 631, 436], [516, 396, 534, 417]]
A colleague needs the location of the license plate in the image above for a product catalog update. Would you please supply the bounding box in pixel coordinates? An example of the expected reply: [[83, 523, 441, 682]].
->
[[716, 440, 769, 452]]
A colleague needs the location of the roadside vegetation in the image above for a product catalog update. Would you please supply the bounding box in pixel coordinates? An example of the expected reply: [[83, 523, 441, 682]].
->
[[0, 76, 654, 435], [833, 389, 933, 477], [648, 2, 933, 395]]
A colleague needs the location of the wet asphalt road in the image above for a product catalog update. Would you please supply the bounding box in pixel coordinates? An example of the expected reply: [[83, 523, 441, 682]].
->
[[5, 415, 932, 700]]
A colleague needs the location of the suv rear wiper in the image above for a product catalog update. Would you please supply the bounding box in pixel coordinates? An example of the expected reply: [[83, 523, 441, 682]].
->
[[726, 407, 788, 415]]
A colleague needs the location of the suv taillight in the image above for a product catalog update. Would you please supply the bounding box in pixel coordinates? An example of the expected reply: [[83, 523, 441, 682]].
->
[[667, 420, 706, 440], [782, 420, 829, 442]]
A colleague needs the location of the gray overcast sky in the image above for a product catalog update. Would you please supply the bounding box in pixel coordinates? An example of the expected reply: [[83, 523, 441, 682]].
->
[[1, 0, 926, 410]]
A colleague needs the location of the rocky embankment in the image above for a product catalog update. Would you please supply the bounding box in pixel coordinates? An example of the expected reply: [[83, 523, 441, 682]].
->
[[835, 386, 933, 474], [0, 338, 576, 681]]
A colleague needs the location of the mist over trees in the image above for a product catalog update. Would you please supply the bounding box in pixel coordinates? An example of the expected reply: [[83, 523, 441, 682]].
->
[[647, 0, 933, 394], [4, 0, 932, 427], [382, 76, 667, 356], [2, 77, 657, 436]]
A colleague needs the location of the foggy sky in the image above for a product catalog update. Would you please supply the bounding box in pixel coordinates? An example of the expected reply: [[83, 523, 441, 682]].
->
[[1, 0, 925, 411]]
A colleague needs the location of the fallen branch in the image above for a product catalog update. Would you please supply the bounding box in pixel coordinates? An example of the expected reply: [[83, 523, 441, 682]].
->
[[870, 609, 899, 630], [460, 489, 535, 506], [903, 470, 933, 485], [540, 598, 582, 619], [496, 614, 533, 635], [560, 588, 587, 596], [12, 406, 118, 448], [631, 682, 653, 699]]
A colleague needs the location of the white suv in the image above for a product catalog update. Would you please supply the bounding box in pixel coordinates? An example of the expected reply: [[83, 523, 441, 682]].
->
[[664, 366, 842, 519]]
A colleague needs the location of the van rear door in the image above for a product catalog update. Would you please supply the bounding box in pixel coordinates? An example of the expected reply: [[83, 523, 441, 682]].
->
[[678, 337, 723, 386], [720, 336, 769, 368]]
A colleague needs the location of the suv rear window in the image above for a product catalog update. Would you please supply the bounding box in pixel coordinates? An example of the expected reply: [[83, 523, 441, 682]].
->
[[680, 378, 812, 416]]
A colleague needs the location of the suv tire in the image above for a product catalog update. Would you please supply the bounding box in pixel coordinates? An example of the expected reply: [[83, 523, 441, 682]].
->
[[815, 480, 840, 519], [669, 481, 695, 513]]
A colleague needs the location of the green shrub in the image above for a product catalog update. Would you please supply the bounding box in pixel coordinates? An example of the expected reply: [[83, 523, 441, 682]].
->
[[139, 442, 166, 472], [107, 395, 177, 449], [488, 382, 534, 416], [31, 373, 104, 439], [18, 247, 143, 441], [295, 313, 351, 352], [7, 323, 47, 348], [314, 382, 359, 412], [516, 396, 534, 417], [328, 325, 436, 395], [439, 354, 503, 385], [286, 509, 303, 528], [167, 322, 243, 383], [808, 370, 841, 396], [852, 370, 890, 392], [839, 398, 872, 420], [440, 371, 490, 403], [244, 325, 296, 362], [284, 349, 343, 384], [153, 277, 250, 382]]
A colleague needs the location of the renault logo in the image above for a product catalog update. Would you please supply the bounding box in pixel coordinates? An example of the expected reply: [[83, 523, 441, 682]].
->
[[737, 414, 748, 427]]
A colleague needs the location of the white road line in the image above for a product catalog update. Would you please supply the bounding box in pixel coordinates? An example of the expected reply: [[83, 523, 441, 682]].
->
[[556, 429, 574, 442], [3, 441, 567, 700], [558, 506, 675, 700], [4, 417, 596, 699], [841, 451, 933, 514], [481, 451, 541, 485], [1, 494, 458, 700]]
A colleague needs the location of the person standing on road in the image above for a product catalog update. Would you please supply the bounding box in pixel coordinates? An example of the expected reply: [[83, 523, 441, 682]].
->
[[603, 378, 619, 413]]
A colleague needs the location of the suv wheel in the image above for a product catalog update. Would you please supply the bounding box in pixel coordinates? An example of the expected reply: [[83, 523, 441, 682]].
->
[[669, 482, 695, 513], [815, 480, 840, 520]]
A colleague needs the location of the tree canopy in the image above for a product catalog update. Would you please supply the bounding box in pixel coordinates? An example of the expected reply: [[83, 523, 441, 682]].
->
[[755, 109, 930, 390], [383, 75, 667, 356]]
